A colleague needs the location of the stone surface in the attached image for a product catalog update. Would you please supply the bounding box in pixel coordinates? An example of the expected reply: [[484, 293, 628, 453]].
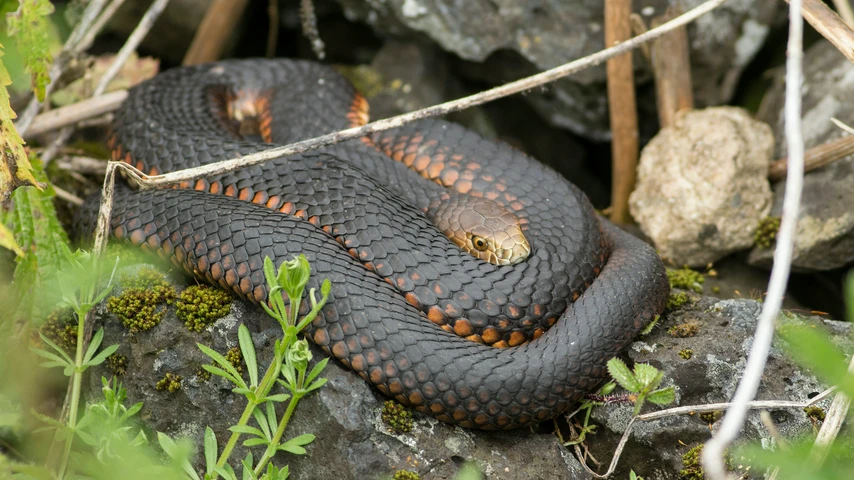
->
[[751, 40, 854, 271], [629, 107, 774, 267], [86, 265, 846, 480], [336, 0, 779, 140]]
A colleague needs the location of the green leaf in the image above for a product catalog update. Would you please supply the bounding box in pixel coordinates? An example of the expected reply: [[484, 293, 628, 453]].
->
[[265, 401, 278, 436], [778, 323, 854, 399], [198, 343, 246, 388], [5, 0, 55, 101], [262, 393, 291, 403], [632, 363, 663, 390], [646, 386, 676, 405], [305, 377, 327, 393], [229, 424, 266, 438], [204, 427, 217, 475], [278, 433, 315, 454], [30, 345, 72, 367], [607, 358, 641, 393], [157, 432, 201, 480], [242, 438, 269, 447], [846, 271, 854, 323], [84, 343, 120, 367], [305, 357, 328, 386], [202, 364, 241, 386], [253, 406, 271, 440], [215, 464, 238, 480], [239, 324, 259, 387], [82, 328, 105, 364]]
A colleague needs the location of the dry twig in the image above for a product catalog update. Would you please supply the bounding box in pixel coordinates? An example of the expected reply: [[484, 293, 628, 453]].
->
[[791, 0, 854, 65], [23, 90, 127, 139], [267, 0, 279, 58], [649, 7, 694, 127], [832, 0, 854, 27], [183, 0, 250, 65], [769, 133, 854, 180], [703, 0, 806, 476], [808, 355, 854, 466], [605, 0, 639, 224]]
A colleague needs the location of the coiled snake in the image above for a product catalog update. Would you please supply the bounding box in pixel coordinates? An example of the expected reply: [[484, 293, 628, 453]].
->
[[79, 59, 669, 430]]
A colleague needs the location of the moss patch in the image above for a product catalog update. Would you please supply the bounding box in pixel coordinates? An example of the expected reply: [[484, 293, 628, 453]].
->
[[699, 411, 722, 424], [225, 346, 243, 375], [393, 471, 420, 480], [679, 444, 704, 480], [176, 285, 232, 332], [155, 372, 182, 392], [804, 405, 826, 422], [754, 216, 781, 249], [107, 268, 176, 333], [106, 353, 128, 376], [667, 292, 691, 310], [678, 349, 693, 360], [667, 267, 705, 293], [40, 307, 78, 354], [382, 401, 414, 434], [668, 321, 701, 338]]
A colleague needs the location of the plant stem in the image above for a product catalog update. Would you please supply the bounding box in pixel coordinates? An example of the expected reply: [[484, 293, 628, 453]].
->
[[215, 350, 284, 472], [253, 393, 302, 476], [56, 308, 88, 479]]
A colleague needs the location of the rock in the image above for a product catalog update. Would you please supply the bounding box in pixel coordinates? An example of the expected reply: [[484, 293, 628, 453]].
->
[[336, 0, 780, 139], [629, 107, 774, 267], [750, 40, 854, 271], [86, 263, 847, 479]]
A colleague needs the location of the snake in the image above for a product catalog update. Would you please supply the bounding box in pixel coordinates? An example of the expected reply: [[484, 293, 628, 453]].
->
[[78, 59, 669, 430]]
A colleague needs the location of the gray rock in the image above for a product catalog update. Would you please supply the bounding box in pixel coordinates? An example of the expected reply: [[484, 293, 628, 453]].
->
[[751, 40, 854, 271], [629, 107, 774, 267], [336, 0, 779, 140], [86, 267, 847, 480]]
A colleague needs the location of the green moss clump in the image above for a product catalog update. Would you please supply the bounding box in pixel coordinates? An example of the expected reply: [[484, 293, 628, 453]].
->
[[754, 216, 781, 249], [678, 349, 693, 360], [699, 411, 722, 424], [393, 471, 420, 480], [196, 367, 212, 382], [155, 372, 182, 392], [679, 444, 704, 480], [226, 346, 243, 374], [667, 292, 691, 310], [804, 405, 826, 422], [668, 321, 700, 338], [107, 269, 176, 332], [667, 268, 705, 293], [382, 401, 414, 434], [40, 307, 78, 354], [106, 353, 128, 376], [711, 286, 721, 294], [176, 285, 233, 332]]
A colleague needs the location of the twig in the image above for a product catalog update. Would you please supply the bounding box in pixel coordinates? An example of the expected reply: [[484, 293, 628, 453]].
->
[[605, 0, 639, 224], [702, 0, 805, 476], [183, 0, 250, 65], [769, 133, 854, 181], [42, 0, 170, 164], [266, 0, 279, 58], [759, 411, 787, 480], [808, 355, 854, 466], [571, 388, 834, 479], [14, 0, 108, 136], [106, 0, 731, 193], [300, 0, 325, 60], [23, 90, 127, 139], [58, 156, 107, 175], [831, 0, 854, 28], [77, 0, 128, 53], [649, 6, 694, 127], [790, 0, 854, 65], [53, 185, 84, 206]]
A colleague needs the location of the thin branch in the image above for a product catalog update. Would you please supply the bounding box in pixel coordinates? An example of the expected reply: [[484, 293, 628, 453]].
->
[[605, 0, 639, 224], [702, 0, 805, 476], [42, 0, 170, 164], [769, 133, 854, 181], [53, 185, 84, 206], [831, 0, 854, 28], [572, 387, 835, 479], [299, 0, 325, 60], [14, 0, 108, 136], [76, 0, 128, 53], [23, 90, 127, 139], [649, 6, 694, 128], [183, 0, 250, 65], [105, 0, 730, 192], [266, 0, 279, 58], [808, 355, 854, 466], [791, 0, 854, 65]]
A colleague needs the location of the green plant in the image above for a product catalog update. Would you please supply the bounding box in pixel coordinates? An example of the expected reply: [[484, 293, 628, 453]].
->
[[754, 216, 781, 249], [382, 401, 414, 434], [106, 269, 176, 332], [667, 267, 704, 293], [158, 254, 332, 479], [28, 246, 120, 479], [176, 284, 233, 332], [561, 381, 616, 446], [607, 359, 676, 416]]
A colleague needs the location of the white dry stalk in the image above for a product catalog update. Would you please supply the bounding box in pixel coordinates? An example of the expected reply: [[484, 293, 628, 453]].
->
[[572, 387, 836, 478], [24, 90, 128, 138], [808, 354, 854, 466], [702, 0, 805, 478], [832, 0, 854, 27]]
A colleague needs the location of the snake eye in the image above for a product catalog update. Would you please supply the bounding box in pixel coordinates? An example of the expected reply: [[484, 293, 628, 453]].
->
[[472, 235, 489, 252]]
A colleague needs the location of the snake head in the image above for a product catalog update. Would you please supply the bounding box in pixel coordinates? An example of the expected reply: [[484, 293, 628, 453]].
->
[[427, 193, 531, 266]]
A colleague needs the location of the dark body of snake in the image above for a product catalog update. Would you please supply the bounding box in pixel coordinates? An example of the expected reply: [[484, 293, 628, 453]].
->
[[79, 59, 669, 430]]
